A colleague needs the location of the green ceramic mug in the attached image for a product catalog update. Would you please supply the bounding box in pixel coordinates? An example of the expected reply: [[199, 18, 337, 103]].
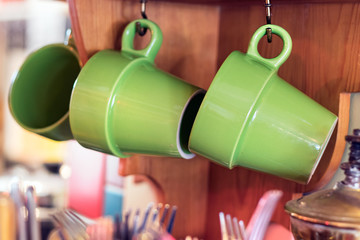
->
[[189, 24, 338, 184], [8, 31, 81, 141], [69, 19, 205, 159]]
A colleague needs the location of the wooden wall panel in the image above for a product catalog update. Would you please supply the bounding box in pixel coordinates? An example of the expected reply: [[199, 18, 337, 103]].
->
[[205, 2, 360, 239], [69, 0, 220, 87], [69, 1, 219, 238]]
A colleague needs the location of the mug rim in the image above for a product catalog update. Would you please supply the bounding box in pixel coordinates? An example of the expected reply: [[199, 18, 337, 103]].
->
[[306, 118, 338, 183], [8, 44, 80, 135], [176, 89, 205, 159]]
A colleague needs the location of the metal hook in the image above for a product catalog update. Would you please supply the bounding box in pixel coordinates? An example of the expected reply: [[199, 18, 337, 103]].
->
[[266, 28, 272, 43], [136, 0, 148, 36], [265, 0, 272, 43], [140, 0, 148, 19]]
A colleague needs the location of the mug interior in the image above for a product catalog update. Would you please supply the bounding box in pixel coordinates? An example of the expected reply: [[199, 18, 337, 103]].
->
[[10, 45, 80, 130], [177, 90, 205, 159]]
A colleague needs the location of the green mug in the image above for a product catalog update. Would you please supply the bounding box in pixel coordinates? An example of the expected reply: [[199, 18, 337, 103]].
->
[[69, 19, 205, 159], [8, 31, 81, 141], [189, 24, 338, 184]]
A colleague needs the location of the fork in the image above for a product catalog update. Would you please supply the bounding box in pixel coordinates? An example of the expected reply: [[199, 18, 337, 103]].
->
[[50, 209, 89, 240], [219, 212, 246, 240], [219, 190, 283, 240], [111, 202, 178, 240]]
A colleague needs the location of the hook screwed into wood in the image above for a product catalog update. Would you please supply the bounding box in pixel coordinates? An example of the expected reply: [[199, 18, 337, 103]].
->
[[136, 0, 148, 36], [265, 0, 272, 43]]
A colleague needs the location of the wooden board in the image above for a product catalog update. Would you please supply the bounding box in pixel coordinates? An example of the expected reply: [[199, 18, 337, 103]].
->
[[68, 1, 218, 238], [68, 1, 360, 239], [205, 3, 360, 238]]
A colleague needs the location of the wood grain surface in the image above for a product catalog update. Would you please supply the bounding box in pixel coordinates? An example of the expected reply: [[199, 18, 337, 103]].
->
[[68, 1, 360, 239], [68, 1, 218, 237]]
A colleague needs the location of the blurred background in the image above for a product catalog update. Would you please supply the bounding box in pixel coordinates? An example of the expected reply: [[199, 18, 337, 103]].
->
[[0, 0, 159, 238]]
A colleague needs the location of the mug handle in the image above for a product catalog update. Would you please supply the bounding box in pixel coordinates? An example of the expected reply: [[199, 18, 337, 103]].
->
[[247, 24, 292, 70], [122, 19, 163, 63]]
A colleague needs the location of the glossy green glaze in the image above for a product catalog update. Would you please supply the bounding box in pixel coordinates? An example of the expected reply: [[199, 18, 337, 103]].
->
[[189, 25, 338, 184], [8, 44, 80, 141], [69, 19, 204, 159]]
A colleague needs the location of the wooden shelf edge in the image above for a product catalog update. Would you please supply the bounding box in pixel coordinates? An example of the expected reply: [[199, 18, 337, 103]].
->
[[307, 93, 351, 190], [68, 0, 89, 65]]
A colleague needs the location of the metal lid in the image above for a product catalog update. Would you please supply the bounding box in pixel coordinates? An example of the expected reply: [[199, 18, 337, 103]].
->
[[285, 182, 360, 227], [285, 129, 360, 228]]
